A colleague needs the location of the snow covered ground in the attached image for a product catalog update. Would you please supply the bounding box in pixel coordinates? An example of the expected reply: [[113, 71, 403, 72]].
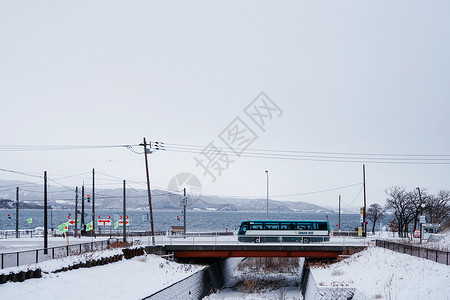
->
[[1, 231, 449, 299], [310, 246, 450, 300], [205, 257, 303, 300], [0, 250, 203, 299]]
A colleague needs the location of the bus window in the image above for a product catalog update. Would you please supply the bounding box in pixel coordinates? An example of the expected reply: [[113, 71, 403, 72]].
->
[[264, 223, 279, 230], [280, 223, 295, 230], [238, 224, 248, 235], [250, 222, 263, 230], [318, 222, 328, 230], [298, 222, 312, 230]]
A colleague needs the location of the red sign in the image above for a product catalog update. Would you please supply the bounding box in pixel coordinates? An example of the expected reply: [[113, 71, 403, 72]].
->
[[97, 219, 112, 226]]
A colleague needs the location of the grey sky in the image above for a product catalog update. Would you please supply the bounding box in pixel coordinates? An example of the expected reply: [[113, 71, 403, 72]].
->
[[1, 1, 449, 208]]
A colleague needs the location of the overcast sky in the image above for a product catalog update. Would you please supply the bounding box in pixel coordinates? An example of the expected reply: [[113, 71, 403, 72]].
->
[[1, 1, 449, 208]]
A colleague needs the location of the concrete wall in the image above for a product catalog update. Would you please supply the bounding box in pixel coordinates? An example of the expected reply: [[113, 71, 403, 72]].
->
[[303, 271, 369, 300], [142, 258, 239, 300]]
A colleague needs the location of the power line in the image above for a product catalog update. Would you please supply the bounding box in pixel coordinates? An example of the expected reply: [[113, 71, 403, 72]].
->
[[0, 144, 139, 151], [0, 168, 43, 178], [270, 183, 362, 198], [340, 185, 364, 207], [164, 143, 450, 157], [162, 146, 450, 165]]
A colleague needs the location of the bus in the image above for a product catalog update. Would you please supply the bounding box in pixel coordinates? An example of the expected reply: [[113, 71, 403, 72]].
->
[[238, 220, 330, 243]]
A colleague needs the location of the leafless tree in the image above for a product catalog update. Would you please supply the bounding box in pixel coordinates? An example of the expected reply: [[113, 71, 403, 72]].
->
[[425, 190, 450, 225], [386, 187, 450, 237], [408, 188, 428, 232], [385, 186, 414, 238], [367, 203, 386, 233]]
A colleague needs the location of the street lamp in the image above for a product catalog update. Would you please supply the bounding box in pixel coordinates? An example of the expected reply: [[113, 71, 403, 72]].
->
[[265, 170, 269, 219]]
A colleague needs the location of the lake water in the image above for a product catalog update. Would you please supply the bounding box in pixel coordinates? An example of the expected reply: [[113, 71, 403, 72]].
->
[[0, 209, 371, 233]]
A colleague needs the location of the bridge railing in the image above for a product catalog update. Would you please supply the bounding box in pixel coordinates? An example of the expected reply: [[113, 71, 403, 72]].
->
[[137, 234, 364, 247], [0, 238, 120, 270], [376, 240, 450, 265]]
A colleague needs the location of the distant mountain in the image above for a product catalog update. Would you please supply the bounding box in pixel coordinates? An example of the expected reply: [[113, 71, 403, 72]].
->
[[0, 179, 333, 213]]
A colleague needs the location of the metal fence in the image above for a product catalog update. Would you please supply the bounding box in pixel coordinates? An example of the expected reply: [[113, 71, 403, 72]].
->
[[1, 238, 119, 269], [376, 240, 449, 265]]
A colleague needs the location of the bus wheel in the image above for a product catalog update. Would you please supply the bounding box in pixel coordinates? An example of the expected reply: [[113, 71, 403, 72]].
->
[[303, 238, 310, 244]]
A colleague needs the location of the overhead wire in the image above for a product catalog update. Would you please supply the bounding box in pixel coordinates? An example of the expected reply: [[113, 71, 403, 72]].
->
[[162, 142, 450, 164]]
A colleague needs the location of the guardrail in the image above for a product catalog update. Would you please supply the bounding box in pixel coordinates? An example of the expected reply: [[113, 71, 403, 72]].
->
[[145, 234, 342, 246], [376, 240, 449, 265], [1, 234, 366, 270], [0, 238, 120, 270]]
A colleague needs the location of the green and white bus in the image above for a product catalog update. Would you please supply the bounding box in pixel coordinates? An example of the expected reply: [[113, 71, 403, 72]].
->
[[238, 220, 330, 243]]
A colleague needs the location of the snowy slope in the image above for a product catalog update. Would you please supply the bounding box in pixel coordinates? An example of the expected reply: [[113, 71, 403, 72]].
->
[[310, 246, 450, 300], [0, 253, 203, 299]]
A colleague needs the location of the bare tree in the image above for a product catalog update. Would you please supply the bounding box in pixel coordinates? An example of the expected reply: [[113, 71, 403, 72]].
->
[[408, 188, 427, 232], [386, 187, 450, 237], [385, 186, 414, 238], [425, 190, 450, 225], [367, 203, 386, 233]]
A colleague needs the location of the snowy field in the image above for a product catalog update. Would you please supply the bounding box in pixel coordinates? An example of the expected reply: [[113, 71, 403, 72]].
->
[[0, 250, 203, 299], [0, 231, 449, 299], [310, 246, 450, 300]]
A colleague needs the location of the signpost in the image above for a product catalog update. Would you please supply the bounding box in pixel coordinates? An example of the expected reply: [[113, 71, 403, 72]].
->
[[419, 215, 426, 244], [58, 221, 70, 250]]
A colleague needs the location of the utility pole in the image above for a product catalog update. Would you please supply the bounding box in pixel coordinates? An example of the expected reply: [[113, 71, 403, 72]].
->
[[265, 170, 269, 219], [183, 188, 187, 236], [363, 164, 367, 237], [16, 187, 19, 238], [123, 180, 126, 243], [44, 171, 48, 254], [142, 138, 155, 245], [338, 195, 341, 231], [75, 187, 78, 238], [417, 187, 423, 244], [92, 168, 95, 237], [81, 184, 85, 236]]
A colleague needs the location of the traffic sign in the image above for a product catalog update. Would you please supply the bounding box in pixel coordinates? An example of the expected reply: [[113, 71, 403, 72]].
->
[[97, 219, 112, 226], [68, 219, 80, 226]]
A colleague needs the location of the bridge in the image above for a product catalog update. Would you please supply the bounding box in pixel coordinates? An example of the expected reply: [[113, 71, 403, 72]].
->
[[141, 234, 370, 258], [159, 244, 367, 258]]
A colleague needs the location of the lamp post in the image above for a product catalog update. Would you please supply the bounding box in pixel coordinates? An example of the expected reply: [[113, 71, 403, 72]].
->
[[265, 170, 269, 219]]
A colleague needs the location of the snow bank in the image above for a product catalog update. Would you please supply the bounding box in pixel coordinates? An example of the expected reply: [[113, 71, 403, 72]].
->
[[310, 246, 450, 300], [0, 254, 204, 299]]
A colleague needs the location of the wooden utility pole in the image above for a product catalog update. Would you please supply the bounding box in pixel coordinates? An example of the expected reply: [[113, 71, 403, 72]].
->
[[81, 184, 85, 236], [74, 187, 78, 238], [143, 138, 155, 245], [338, 195, 341, 231], [183, 188, 187, 236], [92, 168, 95, 236], [16, 187, 19, 238], [44, 171, 48, 254], [123, 180, 126, 243], [363, 164, 367, 237]]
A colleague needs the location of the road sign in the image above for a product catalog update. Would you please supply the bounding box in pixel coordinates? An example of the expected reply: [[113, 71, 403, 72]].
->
[[86, 221, 94, 231], [58, 221, 69, 234], [419, 215, 426, 224], [68, 219, 80, 226], [97, 219, 112, 226]]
